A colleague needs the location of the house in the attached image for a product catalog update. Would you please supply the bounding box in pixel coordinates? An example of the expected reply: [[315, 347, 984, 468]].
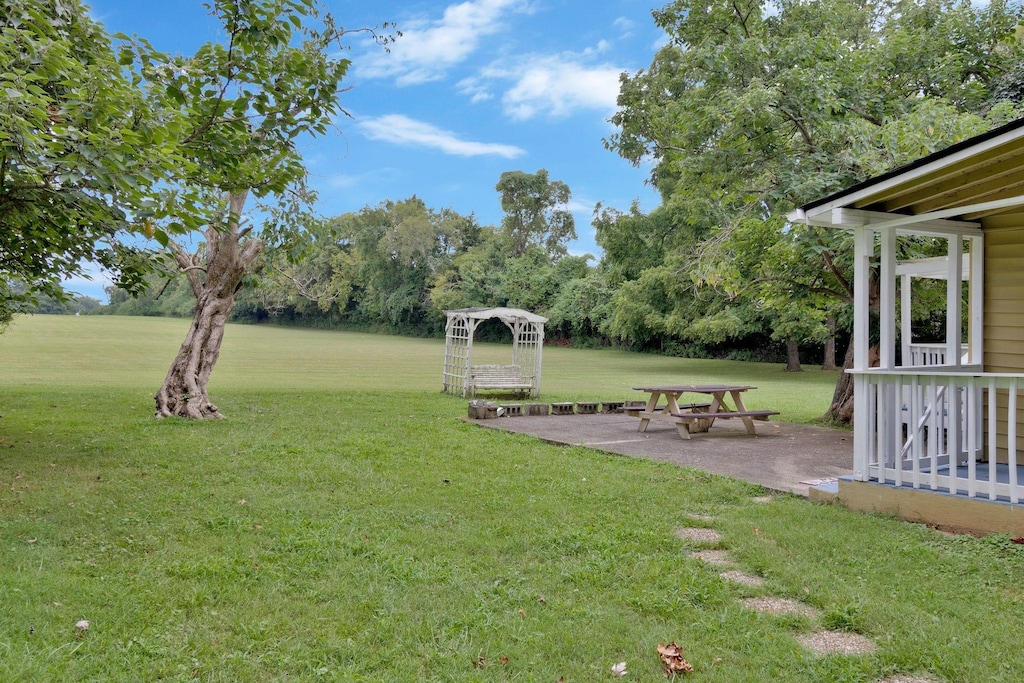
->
[[789, 118, 1024, 534]]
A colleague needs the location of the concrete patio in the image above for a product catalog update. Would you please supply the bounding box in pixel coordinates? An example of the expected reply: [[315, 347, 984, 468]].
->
[[472, 411, 853, 497]]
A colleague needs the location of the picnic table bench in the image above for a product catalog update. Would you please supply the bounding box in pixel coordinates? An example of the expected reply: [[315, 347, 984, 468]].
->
[[630, 385, 779, 439], [468, 364, 533, 396]]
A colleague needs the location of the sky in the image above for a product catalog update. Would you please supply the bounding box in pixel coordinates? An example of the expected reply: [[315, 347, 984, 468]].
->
[[72, 0, 668, 300]]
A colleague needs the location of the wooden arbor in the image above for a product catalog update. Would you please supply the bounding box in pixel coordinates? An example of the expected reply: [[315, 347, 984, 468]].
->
[[443, 307, 547, 398]]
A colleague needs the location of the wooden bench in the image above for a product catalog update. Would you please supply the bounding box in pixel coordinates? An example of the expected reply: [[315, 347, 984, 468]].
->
[[468, 364, 534, 396], [625, 402, 711, 417], [634, 408, 779, 439], [670, 409, 779, 422]]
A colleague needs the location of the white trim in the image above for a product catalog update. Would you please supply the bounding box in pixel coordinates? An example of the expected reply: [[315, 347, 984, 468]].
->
[[821, 208, 982, 236], [895, 255, 970, 279], [793, 124, 1024, 218]]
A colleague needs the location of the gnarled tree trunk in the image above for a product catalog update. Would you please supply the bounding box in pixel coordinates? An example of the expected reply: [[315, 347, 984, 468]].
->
[[155, 191, 263, 419]]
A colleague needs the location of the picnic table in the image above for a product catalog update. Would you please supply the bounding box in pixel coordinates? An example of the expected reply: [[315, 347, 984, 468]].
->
[[628, 385, 779, 439]]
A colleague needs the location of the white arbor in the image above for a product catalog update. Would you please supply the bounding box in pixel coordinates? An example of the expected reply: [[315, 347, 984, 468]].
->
[[443, 307, 546, 398]]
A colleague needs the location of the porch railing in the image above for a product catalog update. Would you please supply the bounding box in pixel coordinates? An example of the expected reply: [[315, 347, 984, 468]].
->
[[905, 342, 967, 367], [853, 369, 1024, 504]]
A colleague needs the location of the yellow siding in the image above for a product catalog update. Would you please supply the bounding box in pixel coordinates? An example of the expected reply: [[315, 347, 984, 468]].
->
[[983, 222, 1024, 461]]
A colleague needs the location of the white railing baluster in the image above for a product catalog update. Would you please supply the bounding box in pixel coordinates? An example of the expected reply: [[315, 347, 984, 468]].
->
[[911, 375, 922, 488], [948, 378, 961, 496], [988, 378, 998, 501], [894, 375, 904, 488], [967, 378, 977, 498], [928, 379, 939, 491], [1010, 379, 1019, 505]]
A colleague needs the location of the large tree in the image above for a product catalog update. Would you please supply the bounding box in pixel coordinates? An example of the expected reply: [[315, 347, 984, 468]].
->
[[606, 0, 1024, 421], [0, 0, 180, 326], [496, 169, 576, 258], [129, 0, 391, 418]]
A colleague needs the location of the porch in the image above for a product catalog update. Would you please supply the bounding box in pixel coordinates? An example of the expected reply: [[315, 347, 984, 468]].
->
[[788, 117, 1024, 533]]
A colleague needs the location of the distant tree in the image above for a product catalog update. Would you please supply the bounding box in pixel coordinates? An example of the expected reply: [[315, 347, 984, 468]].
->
[[496, 169, 576, 258]]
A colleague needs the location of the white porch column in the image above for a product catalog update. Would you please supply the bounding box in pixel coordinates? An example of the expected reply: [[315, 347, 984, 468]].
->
[[879, 228, 897, 369], [968, 235, 984, 366], [901, 273, 912, 367], [947, 236, 963, 368], [853, 226, 873, 481], [853, 227, 873, 371]]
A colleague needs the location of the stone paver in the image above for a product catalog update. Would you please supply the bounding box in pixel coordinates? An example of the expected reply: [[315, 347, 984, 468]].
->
[[741, 597, 819, 617], [690, 549, 732, 566], [799, 630, 877, 655], [720, 570, 765, 587], [675, 527, 722, 543]]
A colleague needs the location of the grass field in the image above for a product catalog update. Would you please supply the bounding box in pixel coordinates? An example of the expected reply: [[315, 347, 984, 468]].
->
[[2, 315, 1023, 681]]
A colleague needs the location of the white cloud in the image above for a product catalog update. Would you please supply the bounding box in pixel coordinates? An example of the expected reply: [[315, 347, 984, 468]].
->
[[612, 16, 637, 36], [456, 76, 494, 103], [359, 114, 525, 158], [566, 199, 595, 215], [488, 55, 625, 120], [358, 0, 528, 86]]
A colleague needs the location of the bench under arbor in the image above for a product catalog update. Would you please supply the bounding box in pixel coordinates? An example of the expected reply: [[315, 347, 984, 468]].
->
[[443, 307, 546, 398]]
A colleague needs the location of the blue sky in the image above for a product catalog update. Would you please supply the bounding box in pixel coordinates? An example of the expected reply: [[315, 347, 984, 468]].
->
[[74, 0, 667, 299]]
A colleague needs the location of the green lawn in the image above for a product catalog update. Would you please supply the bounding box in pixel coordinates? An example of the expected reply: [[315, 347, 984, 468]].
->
[[1, 316, 1022, 681]]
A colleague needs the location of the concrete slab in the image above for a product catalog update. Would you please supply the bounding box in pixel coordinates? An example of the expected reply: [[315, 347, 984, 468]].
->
[[473, 413, 853, 497]]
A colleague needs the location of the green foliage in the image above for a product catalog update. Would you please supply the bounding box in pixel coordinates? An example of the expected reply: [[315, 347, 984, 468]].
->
[[496, 169, 577, 258], [601, 0, 1024, 372], [0, 0, 173, 305]]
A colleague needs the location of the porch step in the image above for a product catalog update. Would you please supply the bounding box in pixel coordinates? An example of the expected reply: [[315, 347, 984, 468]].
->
[[807, 477, 841, 503]]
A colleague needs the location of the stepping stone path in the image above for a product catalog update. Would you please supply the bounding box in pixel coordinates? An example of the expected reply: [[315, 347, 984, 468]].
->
[[676, 511, 888, 662]]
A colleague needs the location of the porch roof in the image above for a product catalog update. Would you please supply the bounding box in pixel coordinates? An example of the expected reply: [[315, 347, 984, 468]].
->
[[788, 116, 1024, 233]]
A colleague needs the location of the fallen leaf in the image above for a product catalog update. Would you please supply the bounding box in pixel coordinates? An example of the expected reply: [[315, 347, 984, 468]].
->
[[611, 661, 628, 676], [499, 656, 509, 665], [518, 608, 526, 618], [537, 596, 547, 604], [473, 656, 487, 669], [1011, 536, 1024, 544], [657, 642, 694, 675], [237, 499, 246, 505], [26, 538, 37, 544]]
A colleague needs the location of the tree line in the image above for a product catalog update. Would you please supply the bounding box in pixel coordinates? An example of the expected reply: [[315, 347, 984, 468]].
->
[[100, 170, 805, 363]]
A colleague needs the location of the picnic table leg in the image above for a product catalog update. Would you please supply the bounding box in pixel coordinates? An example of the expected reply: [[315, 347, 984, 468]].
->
[[731, 391, 758, 435], [637, 391, 660, 433], [674, 421, 691, 439]]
